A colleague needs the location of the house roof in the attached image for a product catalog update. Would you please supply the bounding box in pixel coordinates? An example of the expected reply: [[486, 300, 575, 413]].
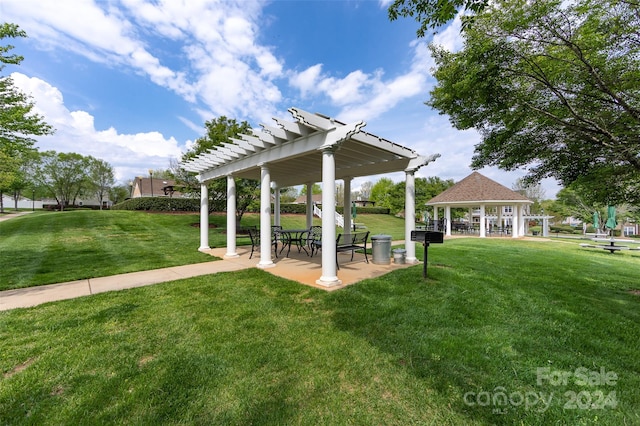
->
[[132, 177, 182, 197], [293, 194, 323, 204], [181, 107, 440, 187], [426, 172, 532, 206]]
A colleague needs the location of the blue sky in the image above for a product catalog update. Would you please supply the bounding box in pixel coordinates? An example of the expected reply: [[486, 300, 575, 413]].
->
[[1, 0, 559, 197]]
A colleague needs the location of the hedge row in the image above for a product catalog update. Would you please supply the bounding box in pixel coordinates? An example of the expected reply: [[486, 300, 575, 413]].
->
[[112, 198, 392, 215], [112, 197, 200, 212]]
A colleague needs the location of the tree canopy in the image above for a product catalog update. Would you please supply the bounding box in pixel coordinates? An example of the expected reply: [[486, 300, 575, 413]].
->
[[181, 116, 259, 221], [425, 0, 640, 205], [1, 23, 54, 211], [388, 0, 489, 36]]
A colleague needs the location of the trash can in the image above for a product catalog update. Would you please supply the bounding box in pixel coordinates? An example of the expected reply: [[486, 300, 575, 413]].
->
[[371, 234, 392, 264], [393, 248, 406, 264]]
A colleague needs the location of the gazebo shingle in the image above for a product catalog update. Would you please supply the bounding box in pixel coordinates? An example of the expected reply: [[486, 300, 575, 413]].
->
[[427, 172, 530, 205]]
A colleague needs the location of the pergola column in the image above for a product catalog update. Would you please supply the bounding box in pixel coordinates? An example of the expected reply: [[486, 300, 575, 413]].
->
[[258, 163, 275, 269], [306, 182, 313, 228], [479, 204, 486, 238], [198, 182, 210, 251], [404, 170, 417, 263], [343, 177, 352, 232], [225, 175, 238, 258], [445, 206, 452, 236], [273, 183, 281, 227], [317, 147, 341, 287]]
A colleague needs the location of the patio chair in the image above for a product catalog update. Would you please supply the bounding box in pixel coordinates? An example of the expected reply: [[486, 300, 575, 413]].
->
[[248, 228, 279, 259], [307, 226, 322, 256]]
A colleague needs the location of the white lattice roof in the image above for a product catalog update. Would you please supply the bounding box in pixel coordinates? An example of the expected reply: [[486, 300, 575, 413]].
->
[[181, 107, 440, 187]]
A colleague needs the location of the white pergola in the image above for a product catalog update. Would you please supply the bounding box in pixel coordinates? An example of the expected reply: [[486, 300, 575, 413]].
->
[[181, 107, 440, 287]]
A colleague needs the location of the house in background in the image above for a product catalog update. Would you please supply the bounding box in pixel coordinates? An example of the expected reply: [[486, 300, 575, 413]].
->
[[292, 194, 323, 205], [130, 177, 183, 198], [354, 199, 375, 207]]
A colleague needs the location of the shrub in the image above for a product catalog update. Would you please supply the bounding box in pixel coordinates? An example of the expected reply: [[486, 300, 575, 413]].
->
[[112, 197, 200, 212]]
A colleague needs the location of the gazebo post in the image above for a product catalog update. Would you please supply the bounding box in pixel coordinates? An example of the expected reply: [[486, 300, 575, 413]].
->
[[518, 204, 525, 237], [258, 163, 275, 269], [479, 204, 486, 238], [433, 207, 439, 231], [198, 182, 210, 251], [511, 204, 519, 238], [445, 206, 452, 236], [225, 175, 238, 258]]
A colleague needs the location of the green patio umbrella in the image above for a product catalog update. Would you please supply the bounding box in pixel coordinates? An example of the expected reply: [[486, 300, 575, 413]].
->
[[605, 205, 617, 232], [593, 211, 599, 232], [351, 202, 357, 231]]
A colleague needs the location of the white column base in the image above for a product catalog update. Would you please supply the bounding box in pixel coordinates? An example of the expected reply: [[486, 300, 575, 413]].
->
[[198, 246, 211, 252], [224, 252, 239, 259], [405, 257, 419, 264], [258, 261, 275, 269], [316, 276, 342, 287]]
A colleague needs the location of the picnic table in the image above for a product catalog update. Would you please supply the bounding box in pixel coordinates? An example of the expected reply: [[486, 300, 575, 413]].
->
[[581, 237, 639, 254]]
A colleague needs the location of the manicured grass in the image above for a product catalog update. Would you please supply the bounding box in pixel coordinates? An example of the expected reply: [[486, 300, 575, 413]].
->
[[0, 211, 405, 291], [1, 238, 639, 424], [0, 211, 216, 291]]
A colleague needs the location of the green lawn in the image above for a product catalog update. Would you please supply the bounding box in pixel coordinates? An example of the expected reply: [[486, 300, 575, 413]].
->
[[1, 233, 639, 424], [0, 210, 406, 291]]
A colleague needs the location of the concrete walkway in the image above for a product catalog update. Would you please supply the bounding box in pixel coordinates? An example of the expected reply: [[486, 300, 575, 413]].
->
[[0, 242, 415, 312], [0, 210, 35, 222], [0, 259, 251, 311]]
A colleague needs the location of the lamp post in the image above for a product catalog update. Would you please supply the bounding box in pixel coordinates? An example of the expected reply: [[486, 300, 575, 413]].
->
[[149, 170, 154, 197], [129, 181, 133, 198], [32, 189, 35, 211]]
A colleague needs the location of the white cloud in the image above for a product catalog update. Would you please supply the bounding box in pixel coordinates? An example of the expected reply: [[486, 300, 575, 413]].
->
[[3, 0, 282, 122], [11, 72, 183, 181]]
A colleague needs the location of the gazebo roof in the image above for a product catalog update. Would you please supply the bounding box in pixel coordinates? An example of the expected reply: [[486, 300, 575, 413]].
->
[[181, 107, 439, 187], [426, 171, 532, 206]]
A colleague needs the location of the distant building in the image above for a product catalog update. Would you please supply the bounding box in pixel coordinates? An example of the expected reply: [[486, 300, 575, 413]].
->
[[293, 194, 323, 204], [130, 177, 184, 198], [354, 199, 375, 207]]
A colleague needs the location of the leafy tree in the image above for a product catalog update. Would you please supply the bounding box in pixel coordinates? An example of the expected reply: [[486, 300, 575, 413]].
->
[[426, 0, 640, 205], [279, 187, 298, 203], [88, 158, 115, 210], [358, 181, 373, 200], [181, 116, 259, 222], [551, 186, 634, 233], [388, 0, 489, 36], [109, 184, 130, 205], [370, 178, 396, 210], [0, 23, 54, 212], [512, 178, 546, 214], [300, 183, 322, 195], [33, 151, 91, 210]]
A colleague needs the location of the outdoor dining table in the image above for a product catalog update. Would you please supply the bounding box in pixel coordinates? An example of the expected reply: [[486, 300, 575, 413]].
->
[[591, 237, 636, 253], [277, 228, 310, 257]]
